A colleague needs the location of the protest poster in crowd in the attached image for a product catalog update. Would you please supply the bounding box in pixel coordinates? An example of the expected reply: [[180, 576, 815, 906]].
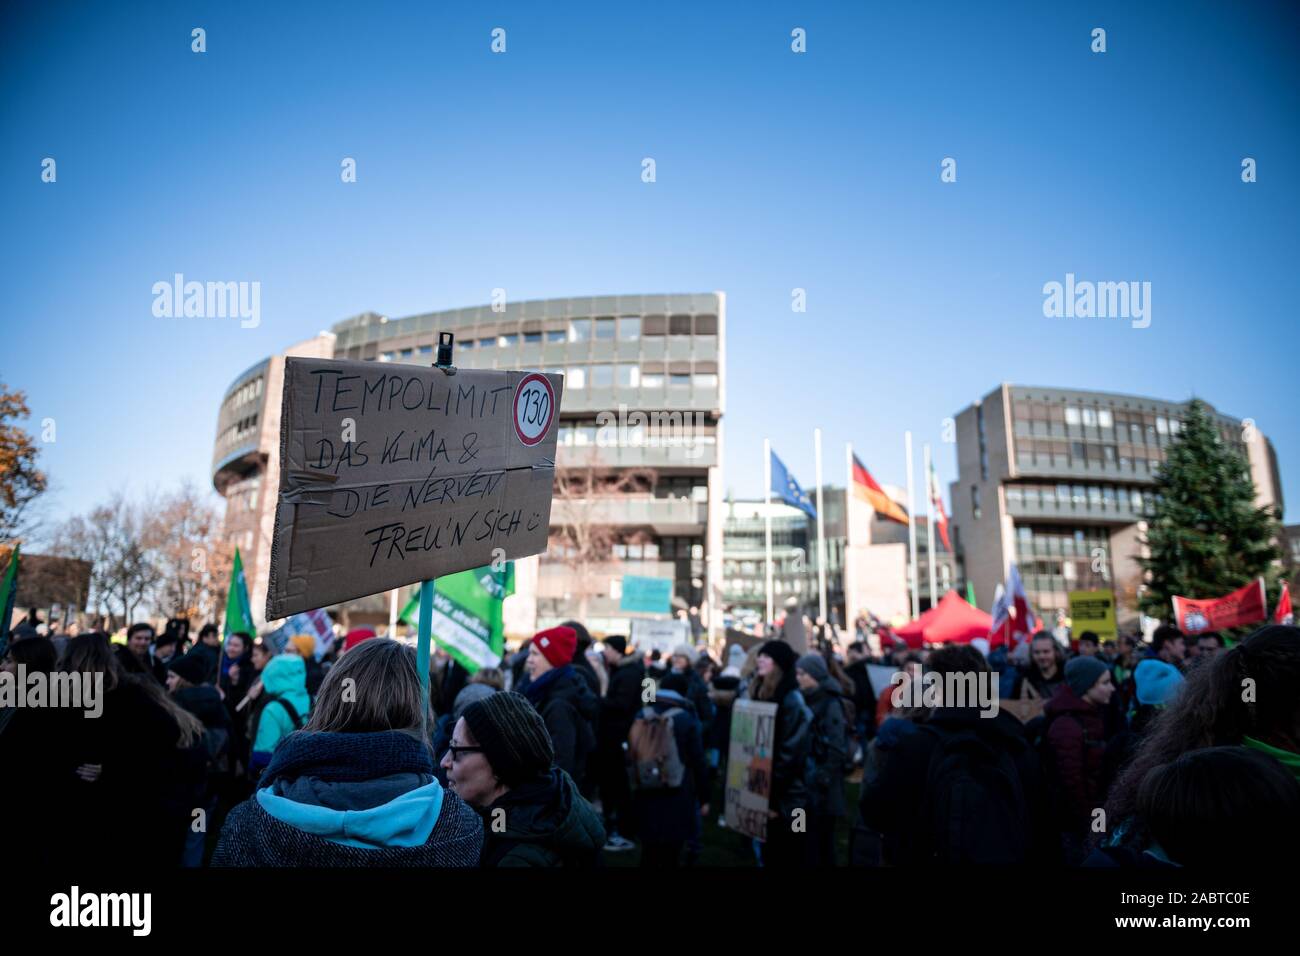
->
[[1069, 588, 1117, 643], [265, 358, 561, 618], [630, 617, 690, 656], [264, 607, 334, 657], [1172, 578, 1268, 634], [399, 563, 513, 672], [725, 699, 778, 841]]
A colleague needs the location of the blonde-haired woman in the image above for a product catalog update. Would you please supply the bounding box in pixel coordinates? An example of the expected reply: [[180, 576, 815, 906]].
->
[[213, 638, 482, 866]]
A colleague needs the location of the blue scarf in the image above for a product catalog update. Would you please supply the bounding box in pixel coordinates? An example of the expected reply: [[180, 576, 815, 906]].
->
[[523, 664, 573, 704], [262, 730, 433, 788]]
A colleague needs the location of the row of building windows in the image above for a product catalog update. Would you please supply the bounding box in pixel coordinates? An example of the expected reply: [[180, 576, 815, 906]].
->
[[1015, 438, 1167, 473], [372, 354, 719, 392], [1013, 402, 1245, 452], [374, 316, 719, 362], [727, 578, 813, 596], [222, 376, 264, 414], [1014, 401, 1186, 432], [1014, 525, 1111, 558], [217, 413, 259, 450], [557, 423, 718, 449], [1016, 560, 1112, 600], [1006, 483, 1153, 512]]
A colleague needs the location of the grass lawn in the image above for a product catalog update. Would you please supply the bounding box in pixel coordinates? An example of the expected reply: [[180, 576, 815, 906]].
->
[[603, 775, 862, 867]]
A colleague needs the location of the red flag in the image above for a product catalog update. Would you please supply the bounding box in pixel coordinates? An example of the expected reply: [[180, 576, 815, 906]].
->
[[927, 458, 951, 552], [1171, 578, 1268, 634], [1276, 581, 1294, 626]]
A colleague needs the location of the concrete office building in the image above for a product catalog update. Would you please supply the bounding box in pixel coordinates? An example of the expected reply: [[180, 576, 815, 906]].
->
[[212, 293, 726, 637], [950, 384, 1284, 632]]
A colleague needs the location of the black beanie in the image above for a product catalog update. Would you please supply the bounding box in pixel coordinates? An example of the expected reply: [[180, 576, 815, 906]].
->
[[604, 635, 628, 655], [759, 640, 798, 675], [461, 692, 555, 786], [169, 652, 209, 685]]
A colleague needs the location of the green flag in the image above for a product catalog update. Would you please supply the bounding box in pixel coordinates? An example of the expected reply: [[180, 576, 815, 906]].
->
[[224, 547, 255, 638], [400, 563, 514, 673], [965, 581, 977, 607], [0, 544, 20, 659]]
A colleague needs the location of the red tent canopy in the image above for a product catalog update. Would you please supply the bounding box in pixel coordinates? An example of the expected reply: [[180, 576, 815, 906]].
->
[[894, 590, 993, 649]]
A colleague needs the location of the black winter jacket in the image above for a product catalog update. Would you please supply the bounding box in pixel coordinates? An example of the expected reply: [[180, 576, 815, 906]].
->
[[528, 668, 599, 782], [747, 679, 812, 818], [859, 706, 1058, 865], [479, 768, 604, 867], [803, 681, 850, 818], [599, 655, 646, 746]]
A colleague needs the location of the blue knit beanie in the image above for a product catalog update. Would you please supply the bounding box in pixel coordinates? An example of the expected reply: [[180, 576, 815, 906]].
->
[[1135, 659, 1184, 706]]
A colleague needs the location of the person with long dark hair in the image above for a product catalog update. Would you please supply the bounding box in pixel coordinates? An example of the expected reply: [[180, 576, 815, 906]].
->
[[39, 633, 207, 866], [1097, 625, 1300, 861], [745, 640, 812, 867]]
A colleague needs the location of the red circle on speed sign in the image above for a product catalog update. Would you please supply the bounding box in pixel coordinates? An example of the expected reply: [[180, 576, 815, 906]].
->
[[513, 373, 556, 446]]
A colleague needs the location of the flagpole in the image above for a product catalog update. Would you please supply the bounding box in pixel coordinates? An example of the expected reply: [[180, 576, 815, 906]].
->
[[417, 579, 434, 742], [905, 431, 919, 618], [388, 588, 399, 638], [924, 443, 937, 609], [844, 442, 856, 638], [814, 428, 828, 630], [764, 438, 774, 632]]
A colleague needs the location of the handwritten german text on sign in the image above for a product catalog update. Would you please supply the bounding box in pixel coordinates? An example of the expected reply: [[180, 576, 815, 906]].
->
[[266, 358, 561, 620], [725, 699, 778, 842]]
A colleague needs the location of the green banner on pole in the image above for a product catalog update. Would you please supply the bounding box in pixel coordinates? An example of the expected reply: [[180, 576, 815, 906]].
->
[[0, 543, 21, 660], [401, 563, 515, 673], [225, 547, 255, 638]]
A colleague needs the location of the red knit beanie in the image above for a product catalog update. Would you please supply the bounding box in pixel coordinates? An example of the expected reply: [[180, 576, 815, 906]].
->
[[343, 628, 376, 652], [531, 626, 577, 668]]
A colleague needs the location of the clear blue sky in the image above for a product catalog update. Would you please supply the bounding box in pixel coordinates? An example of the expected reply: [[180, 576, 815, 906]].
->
[[4, 0, 1298, 529]]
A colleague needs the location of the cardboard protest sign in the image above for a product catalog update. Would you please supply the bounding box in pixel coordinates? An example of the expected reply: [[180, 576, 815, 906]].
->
[[1069, 589, 1117, 643], [630, 617, 689, 655], [1171, 578, 1267, 634], [266, 358, 561, 620], [725, 699, 778, 841]]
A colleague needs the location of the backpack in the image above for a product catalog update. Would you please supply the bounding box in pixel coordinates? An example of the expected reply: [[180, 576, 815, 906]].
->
[[627, 707, 686, 790], [917, 724, 1029, 864], [272, 695, 304, 731], [246, 696, 305, 782]]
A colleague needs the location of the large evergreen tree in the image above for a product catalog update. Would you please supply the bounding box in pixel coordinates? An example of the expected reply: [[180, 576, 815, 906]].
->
[[1138, 398, 1282, 621]]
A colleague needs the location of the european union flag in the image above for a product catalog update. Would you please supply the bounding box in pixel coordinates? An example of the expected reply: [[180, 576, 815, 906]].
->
[[770, 449, 816, 518]]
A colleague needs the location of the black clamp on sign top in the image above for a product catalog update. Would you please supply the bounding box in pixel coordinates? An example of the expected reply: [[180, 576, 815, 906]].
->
[[435, 331, 457, 375]]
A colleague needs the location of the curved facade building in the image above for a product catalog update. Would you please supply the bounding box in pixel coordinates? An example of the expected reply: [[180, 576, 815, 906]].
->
[[212, 293, 726, 636]]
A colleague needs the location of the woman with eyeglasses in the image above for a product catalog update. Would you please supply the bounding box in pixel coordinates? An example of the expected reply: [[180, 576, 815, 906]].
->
[[441, 692, 605, 867], [211, 638, 482, 867]]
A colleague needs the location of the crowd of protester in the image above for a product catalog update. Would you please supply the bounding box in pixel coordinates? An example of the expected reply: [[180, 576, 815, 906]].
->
[[2, 607, 1297, 869]]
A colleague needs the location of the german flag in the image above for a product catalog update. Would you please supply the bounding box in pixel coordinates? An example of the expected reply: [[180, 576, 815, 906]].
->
[[851, 454, 908, 525]]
